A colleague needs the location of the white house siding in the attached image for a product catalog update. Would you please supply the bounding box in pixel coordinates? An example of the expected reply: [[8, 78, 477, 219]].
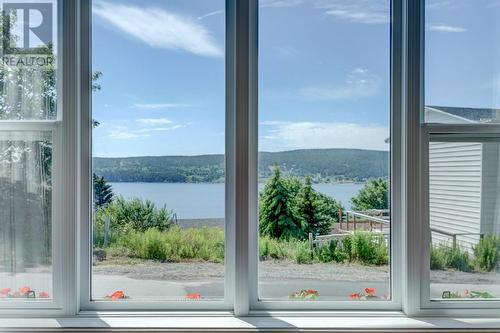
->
[[480, 142, 500, 235], [429, 141, 483, 251]]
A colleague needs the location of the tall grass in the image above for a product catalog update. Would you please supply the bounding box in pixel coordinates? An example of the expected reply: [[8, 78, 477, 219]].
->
[[473, 234, 500, 272], [260, 231, 388, 266], [98, 223, 390, 266], [119, 226, 224, 263], [430, 243, 472, 272], [259, 236, 313, 264]]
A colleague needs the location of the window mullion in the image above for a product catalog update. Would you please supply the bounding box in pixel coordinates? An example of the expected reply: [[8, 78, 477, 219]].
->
[[78, 0, 92, 313], [60, 0, 79, 316], [232, 0, 255, 316], [402, 0, 424, 316], [390, 0, 404, 309]]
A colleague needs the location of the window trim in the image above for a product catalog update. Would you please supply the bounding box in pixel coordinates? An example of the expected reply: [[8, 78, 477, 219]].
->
[[2, 0, 500, 319], [419, 124, 500, 313], [0, 0, 67, 315], [78, 0, 234, 311], [250, 0, 401, 312]]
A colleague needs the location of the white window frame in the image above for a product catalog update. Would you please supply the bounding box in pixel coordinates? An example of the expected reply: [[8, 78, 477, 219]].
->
[[78, 0, 403, 314], [418, 125, 500, 316], [1, 0, 499, 319], [78, 0, 234, 312], [407, 0, 500, 316], [0, 0, 77, 317]]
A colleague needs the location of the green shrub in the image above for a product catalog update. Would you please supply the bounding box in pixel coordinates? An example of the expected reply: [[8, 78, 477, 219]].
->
[[94, 197, 174, 247], [315, 239, 346, 263], [430, 245, 447, 270], [446, 244, 472, 272], [259, 236, 287, 259], [293, 242, 313, 264], [350, 178, 388, 211], [343, 231, 388, 265], [473, 234, 500, 272], [259, 236, 312, 264], [120, 226, 224, 263], [342, 234, 353, 262], [430, 243, 472, 272]]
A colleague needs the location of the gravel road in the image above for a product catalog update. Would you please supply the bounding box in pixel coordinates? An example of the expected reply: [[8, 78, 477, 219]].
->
[[93, 259, 500, 285], [93, 260, 389, 282]]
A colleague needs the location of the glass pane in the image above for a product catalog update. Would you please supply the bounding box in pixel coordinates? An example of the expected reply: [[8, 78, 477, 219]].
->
[[258, 0, 391, 301], [91, 0, 225, 301], [0, 131, 53, 301], [425, 0, 500, 123], [429, 135, 500, 300], [0, 0, 58, 120]]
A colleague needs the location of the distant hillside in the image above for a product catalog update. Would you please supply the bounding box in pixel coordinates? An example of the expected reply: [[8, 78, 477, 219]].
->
[[93, 148, 389, 183]]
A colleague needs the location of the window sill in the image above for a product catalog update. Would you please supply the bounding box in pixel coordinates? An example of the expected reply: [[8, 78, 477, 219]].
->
[[3, 314, 500, 332]]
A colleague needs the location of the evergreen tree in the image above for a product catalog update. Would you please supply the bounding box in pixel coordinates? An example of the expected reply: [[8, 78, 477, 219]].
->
[[295, 176, 316, 233], [259, 167, 306, 240], [93, 173, 114, 208], [296, 176, 340, 236], [350, 178, 389, 211]]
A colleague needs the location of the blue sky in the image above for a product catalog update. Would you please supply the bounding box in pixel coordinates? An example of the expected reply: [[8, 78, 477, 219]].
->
[[91, 0, 500, 157]]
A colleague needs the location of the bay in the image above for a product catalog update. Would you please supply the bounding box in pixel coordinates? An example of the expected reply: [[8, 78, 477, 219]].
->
[[109, 182, 363, 220]]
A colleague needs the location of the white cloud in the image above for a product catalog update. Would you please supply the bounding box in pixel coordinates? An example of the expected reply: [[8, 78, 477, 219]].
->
[[93, 1, 223, 57], [137, 118, 173, 125], [300, 68, 380, 100], [109, 130, 142, 140], [260, 121, 389, 151], [107, 123, 189, 140], [323, 0, 389, 24], [197, 9, 224, 20], [428, 25, 467, 33], [136, 125, 188, 133], [259, 0, 389, 24], [133, 103, 189, 109]]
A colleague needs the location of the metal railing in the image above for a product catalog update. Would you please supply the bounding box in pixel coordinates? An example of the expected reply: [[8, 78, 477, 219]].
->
[[339, 208, 390, 232], [430, 227, 483, 248]]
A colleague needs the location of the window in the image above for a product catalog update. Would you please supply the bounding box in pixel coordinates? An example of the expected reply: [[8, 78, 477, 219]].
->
[[0, 0, 59, 307], [2, 0, 500, 320], [423, 0, 500, 309], [427, 134, 500, 301], [89, 0, 226, 305], [257, 0, 392, 303]]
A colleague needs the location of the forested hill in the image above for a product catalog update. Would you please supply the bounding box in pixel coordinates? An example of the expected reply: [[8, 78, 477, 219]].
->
[[93, 148, 389, 183]]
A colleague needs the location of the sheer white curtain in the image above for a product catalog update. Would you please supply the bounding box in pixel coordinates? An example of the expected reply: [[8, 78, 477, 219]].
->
[[0, 61, 56, 299], [0, 63, 57, 120]]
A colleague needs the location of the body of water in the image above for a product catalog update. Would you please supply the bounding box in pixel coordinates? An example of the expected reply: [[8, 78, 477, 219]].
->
[[109, 182, 363, 219]]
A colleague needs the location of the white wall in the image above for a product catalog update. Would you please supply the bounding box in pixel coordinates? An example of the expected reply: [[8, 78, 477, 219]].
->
[[429, 141, 483, 251]]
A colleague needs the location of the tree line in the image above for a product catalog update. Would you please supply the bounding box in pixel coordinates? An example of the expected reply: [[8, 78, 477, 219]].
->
[[93, 148, 389, 183]]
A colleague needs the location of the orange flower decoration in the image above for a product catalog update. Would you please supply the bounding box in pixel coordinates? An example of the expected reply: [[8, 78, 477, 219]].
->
[[0, 288, 11, 296], [109, 290, 125, 300], [350, 292, 361, 299], [186, 293, 201, 299], [19, 286, 31, 295], [38, 291, 50, 298], [364, 287, 376, 296]]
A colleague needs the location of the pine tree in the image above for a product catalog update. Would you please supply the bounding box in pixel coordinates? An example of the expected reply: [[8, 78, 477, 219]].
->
[[296, 176, 338, 236], [93, 173, 114, 208], [259, 167, 306, 240]]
